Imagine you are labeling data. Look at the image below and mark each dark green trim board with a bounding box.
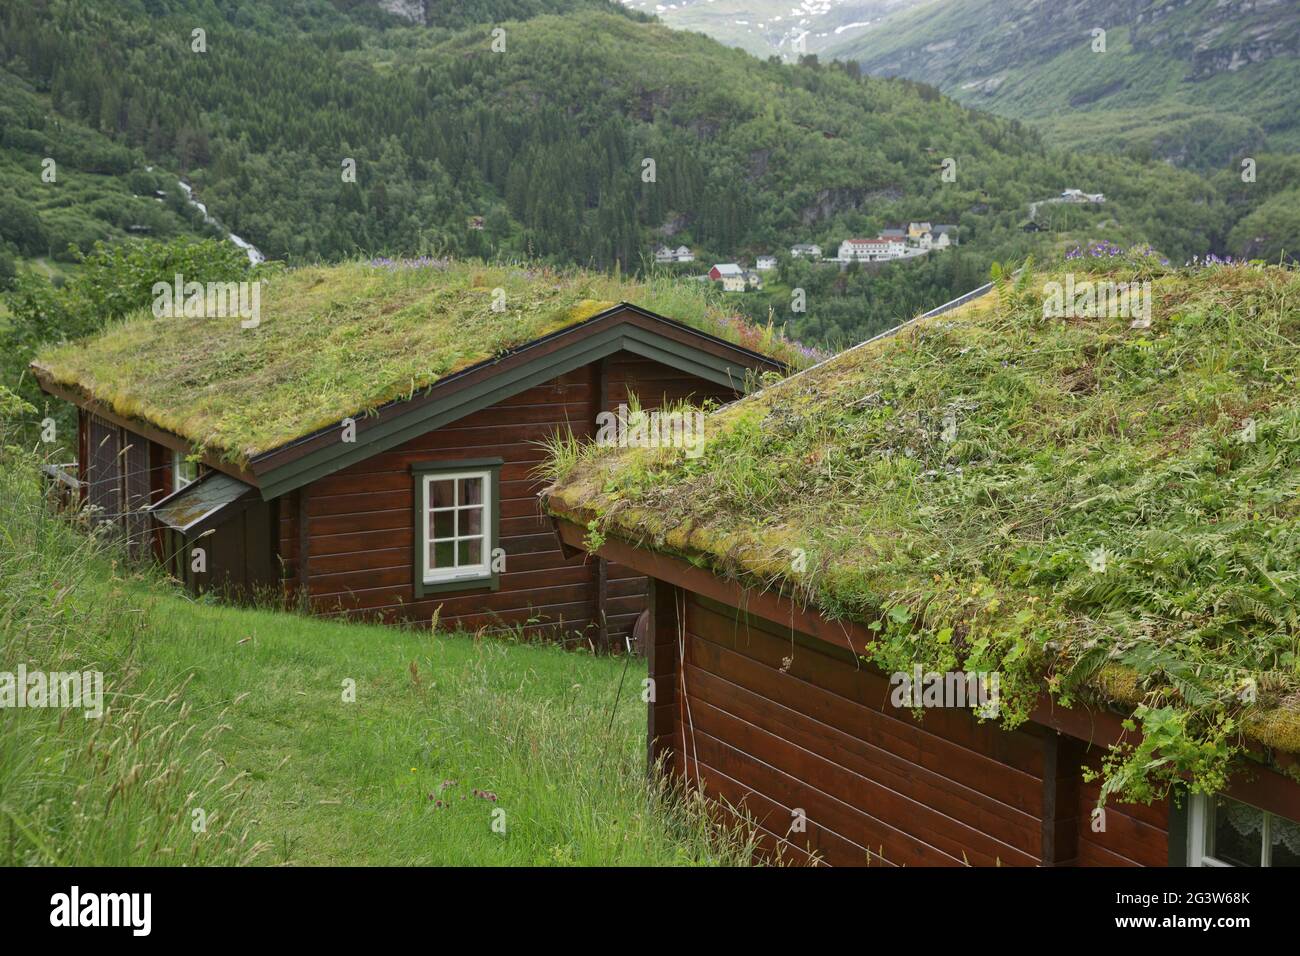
[259,328,746,498]
[251,305,785,500]
[1167,789,1189,866]
[621,336,746,389]
[411,458,503,600]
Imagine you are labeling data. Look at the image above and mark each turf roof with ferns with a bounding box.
[547,259,1300,796]
[33,259,813,464]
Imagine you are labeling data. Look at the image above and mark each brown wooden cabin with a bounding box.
[542,281,1300,868]
[545,519,1300,866]
[36,304,785,647]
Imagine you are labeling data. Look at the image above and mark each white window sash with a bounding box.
[420,470,492,585]
[1189,793,1280,867]
[173,451,195,490]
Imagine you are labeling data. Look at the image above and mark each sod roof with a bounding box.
[547,263,1300,768]
[33,259,813,464]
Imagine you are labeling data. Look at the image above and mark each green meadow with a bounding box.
[0,429,751,866]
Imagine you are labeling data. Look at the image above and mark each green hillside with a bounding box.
[0,408,748,865]
[0,0,1288,351]
[826,0,1300,170]
[0,71,216,285]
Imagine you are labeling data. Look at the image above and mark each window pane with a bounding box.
[432,540,454,569]
[1270,815,1300,867]
[175,453,199,488]
[459,507,482,536]
[459,477,483,506]
[1211,796,1263,867]
[458,539,482,566]
[430,479,454,508]
[431,509,454,539]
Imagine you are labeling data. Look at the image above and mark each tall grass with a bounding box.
[0,433,267,865]
[0,418,754,866]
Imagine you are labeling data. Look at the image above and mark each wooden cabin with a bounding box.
[32,262,790,646]
[545,273,1300,866]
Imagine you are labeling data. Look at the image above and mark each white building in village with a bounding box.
[653,245,696,264]
[839,237,906,262]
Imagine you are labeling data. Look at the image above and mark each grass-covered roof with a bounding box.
[547,257,1300,799]
[33,259,812,464]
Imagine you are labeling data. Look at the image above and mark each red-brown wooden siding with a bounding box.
[77,414,265,591]
[601,354,738,642]
[667,591,1051,866]
[587,516,1300,867]
[287,352,737,640]
[81,413,172,558]
[637,580,1184,867]
[1074,757,1171,867]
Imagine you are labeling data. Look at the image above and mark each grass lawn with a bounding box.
[141,594,720,866]
[0,438,749,867]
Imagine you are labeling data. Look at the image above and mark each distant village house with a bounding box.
[932,224,958,248]
[654,245,696,264]
[708,263,748,292]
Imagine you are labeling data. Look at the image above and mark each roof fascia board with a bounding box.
[254,312,780,502]
[614,303,785,370]
[253,306,785,474]
[619,330,746,390]
[256,326,629,499]
[256,321,769,500]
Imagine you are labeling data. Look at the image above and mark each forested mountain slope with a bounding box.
[0,72,217,285]
[0,0,1289,345]
[825,0,1300,170]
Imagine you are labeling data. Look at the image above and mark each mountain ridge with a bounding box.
[822,0,1300,169]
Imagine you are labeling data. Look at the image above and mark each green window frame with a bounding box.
[411,458,502,598]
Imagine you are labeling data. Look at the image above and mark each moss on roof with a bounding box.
[33,259,812,463]
[547,261,1300,798]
